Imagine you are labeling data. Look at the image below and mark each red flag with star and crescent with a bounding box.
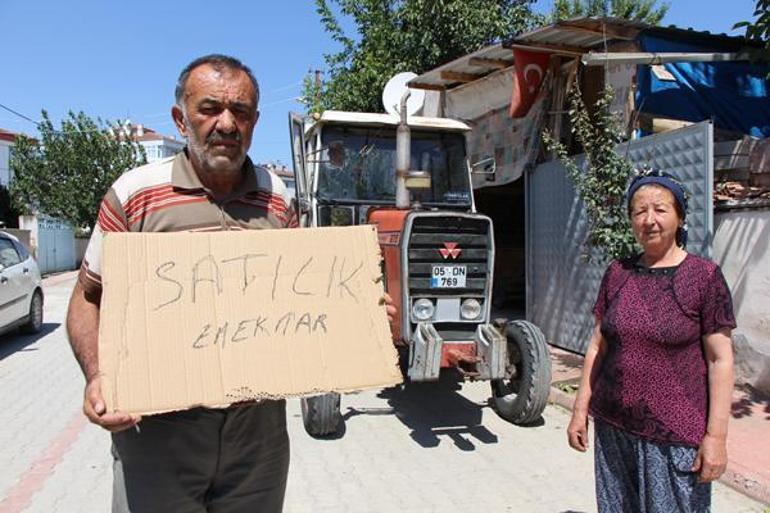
[509,48,551,119]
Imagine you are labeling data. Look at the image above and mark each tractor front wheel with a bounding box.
[300,393,342,437]
[490,320,551,425]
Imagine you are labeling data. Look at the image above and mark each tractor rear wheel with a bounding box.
[300,393,342,437]
[490,320,551,425]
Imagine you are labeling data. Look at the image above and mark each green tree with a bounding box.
[304,0,544,113]
[10,111,146,231]
[551,0,668,25]
[735,1,770,55]
[542,83,637,261]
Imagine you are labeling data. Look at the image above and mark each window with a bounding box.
[0,238,21,268]
[11,240,29,261]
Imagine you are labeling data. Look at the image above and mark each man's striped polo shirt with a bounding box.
[79,150,297,297]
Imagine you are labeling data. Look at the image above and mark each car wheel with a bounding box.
[20,290,43,334]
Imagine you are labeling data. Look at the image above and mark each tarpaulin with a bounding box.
[636,34,770,137]
[461,78,548,189]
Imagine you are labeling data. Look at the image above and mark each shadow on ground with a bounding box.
[731,386,770,421]
[551,349,584,372]
[0,323,61,360]
[345,372,506,451]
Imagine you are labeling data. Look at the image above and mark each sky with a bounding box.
[0,0,759,166]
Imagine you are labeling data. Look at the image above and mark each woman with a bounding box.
[567,170,735,513]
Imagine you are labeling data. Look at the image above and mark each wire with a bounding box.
[0,102,39,125]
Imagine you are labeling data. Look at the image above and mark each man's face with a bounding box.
[172,64,259,176]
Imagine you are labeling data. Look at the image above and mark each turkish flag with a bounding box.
[509,48,551,118]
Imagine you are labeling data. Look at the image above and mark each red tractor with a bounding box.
[289,100,551,436]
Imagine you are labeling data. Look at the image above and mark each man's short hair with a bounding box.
[175,54,260,106]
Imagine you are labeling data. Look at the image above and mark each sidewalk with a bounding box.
[548,346,770,506]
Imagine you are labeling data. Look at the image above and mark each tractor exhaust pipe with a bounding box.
[395,90,411,210]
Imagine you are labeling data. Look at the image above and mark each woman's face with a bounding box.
[629,185,682,254]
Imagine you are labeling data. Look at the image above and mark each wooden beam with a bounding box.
[407,82,445,91]
[505,41,585,57]
[636,112,694,134]
[468,57,512,70]
[440,71,485,83]
[583,51,752,66]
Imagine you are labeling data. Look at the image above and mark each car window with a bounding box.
[11,240,30,261]
[0,238,22,268]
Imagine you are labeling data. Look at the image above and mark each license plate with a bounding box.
[430,265,466,288]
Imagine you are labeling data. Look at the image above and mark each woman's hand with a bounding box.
[692,433,727,483]
[567,410,590,452]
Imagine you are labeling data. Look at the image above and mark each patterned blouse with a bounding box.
[589,253,736,447]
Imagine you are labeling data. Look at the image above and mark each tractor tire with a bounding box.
[300,393,342,437]
[20,290,43,334]
[490,320,551,425]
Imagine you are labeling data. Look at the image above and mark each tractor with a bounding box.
[288,95,551,436]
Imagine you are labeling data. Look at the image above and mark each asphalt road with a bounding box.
[0,273,764,512]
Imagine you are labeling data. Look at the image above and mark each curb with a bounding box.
[42,270,79,287]
[547,384,770,506]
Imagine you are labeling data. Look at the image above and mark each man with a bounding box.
[67,54,394,512]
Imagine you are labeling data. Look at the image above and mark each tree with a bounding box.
[551,0,668,25]
[735,1,770,58]
[735,0,770,40]
[10,111,146,231]
[542,83,638,261]
[304,0,544,113]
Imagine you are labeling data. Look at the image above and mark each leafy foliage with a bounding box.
[542,83,637,260]
[551,0,668,25]
[735,0,770,70]
[10,111,146,231]
[304,0,544,113]
[735,0,770,42]
[0,185,20,228]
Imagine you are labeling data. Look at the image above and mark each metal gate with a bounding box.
[526,121,714,353]
[36,216,76,274]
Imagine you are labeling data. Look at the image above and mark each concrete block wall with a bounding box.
[713,208,770,395]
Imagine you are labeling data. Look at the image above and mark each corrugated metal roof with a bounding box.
[409,17,754,91]
[407,44,514,91]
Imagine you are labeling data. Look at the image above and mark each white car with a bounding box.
[0,231,43,336]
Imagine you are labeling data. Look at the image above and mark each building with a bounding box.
[409,17,770,393]
[261,162,295,199]
[129,124,185,163]
[0,128,21,187]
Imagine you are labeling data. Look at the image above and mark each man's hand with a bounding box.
[84,377,141,433]
[692,433,727,483]
[381,292,397,324]
[567,410,589,452]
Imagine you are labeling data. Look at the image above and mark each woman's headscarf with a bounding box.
[626,169,689,247]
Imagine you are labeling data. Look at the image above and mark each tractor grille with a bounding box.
[405,214,493,341]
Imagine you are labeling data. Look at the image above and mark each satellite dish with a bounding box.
[382,72,425,116]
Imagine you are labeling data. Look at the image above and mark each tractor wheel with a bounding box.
[490,320,551,425]
[300,393,342,437]
[20,290,43,334]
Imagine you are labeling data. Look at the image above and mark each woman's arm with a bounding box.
[692,328,733,482]
[567,319,607,452]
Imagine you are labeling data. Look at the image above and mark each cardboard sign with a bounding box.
[98,225,402,415]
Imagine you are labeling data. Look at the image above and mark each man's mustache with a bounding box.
[207,131,241,144]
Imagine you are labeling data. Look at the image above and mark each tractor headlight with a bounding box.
[460,298,482,320]
[412,298,435,321]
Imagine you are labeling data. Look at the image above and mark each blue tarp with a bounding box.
[636,34,770,137]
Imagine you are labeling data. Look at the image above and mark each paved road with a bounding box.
[0,274,765,512]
